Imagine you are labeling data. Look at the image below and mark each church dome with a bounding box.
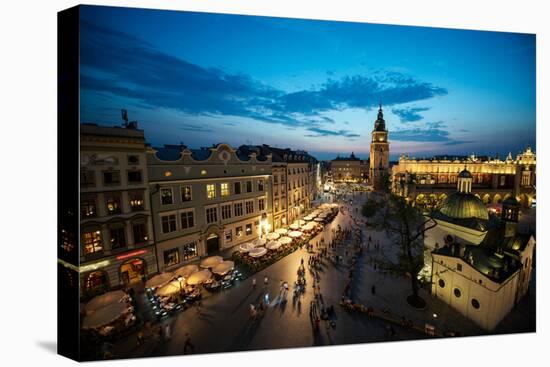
[439,192,489,220]
[458,168,473,179]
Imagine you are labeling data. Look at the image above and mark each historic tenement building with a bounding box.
[370,105,390,190]
[330,152,368,183]
[251,145,318,227]
[147,144,273,272]
[79,123,157,296]
[392,146,536,208]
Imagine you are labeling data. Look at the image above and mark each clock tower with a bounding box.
[370,104,390,190]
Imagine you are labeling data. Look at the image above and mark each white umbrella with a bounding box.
[303,216,313,221]
[187,269,212,285]
[266,240,282,250]
[252,237,266,247]
[82,302,128,329]
[173,264,199,278]
[156,280,183,297]
[279,236,292,245]
[249,247,267,258]
[294,220,306,226]
[239,242,255,253]
[145,273,174,289]
[85,290,126,313]
[289,230,303,238]
[275,228,288,235]
[303,223,317,231]
[289,223,300,230]
[212,260,235,275]
[266,232,280,241]
[200,256,223,268]
[314,217,324,222]
[319,212,328,218]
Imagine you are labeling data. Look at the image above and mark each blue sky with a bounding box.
[79,5,536,161]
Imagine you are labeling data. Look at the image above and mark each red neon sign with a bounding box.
[116,249,147,260]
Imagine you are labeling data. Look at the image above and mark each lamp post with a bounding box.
[177,275,184,296]
[261,213,268,239]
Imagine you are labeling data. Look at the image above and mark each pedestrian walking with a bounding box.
[183,333,195,354]
[252,277,257,288]
[164,324,172,341]
[264,276,269,286]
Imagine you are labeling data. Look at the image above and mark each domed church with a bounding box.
[423,168,535,330]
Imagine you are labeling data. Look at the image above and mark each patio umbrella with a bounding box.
[249,247,267,258]
[289,223,300,230]
[288,230,303,238]
[294,220,306,226]
[238,242,255,253]
[82,302,128,329]
[266,232,280,241]
[85,290,126,313]
[266,240,282,250]
[173,264,199,278]
[145,273,174,289]
[212,260,235,275]
[303,216,313,221]
[252,237,266,247]
[279,236,292,245]
[187,269,212,285]
[156,280,183,297]
[314,217,324,222]
[275,228,288,235]
[303,223,316,231]
[200,256,223,268]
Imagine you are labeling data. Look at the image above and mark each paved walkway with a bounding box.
[96,191,533,360]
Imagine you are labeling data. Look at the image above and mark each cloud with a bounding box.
[305,127,360,138]
[391,127,450,142]
[179,123,213,132]
[80,21,448,131]
[391,121,474,146]
[391,106,430,122]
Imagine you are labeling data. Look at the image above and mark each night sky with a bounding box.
[79,5,536,161]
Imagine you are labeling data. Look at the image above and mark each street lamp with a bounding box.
[261,213,268,239]
[177,275,184,295]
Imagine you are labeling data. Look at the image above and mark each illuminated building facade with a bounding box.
[392,147,536,208]
[370,105,390,190]
[426,171,535,330]
[147,144,272,272]
[330,152,368,183]
[79,123,158,297]
[254,145,318,224]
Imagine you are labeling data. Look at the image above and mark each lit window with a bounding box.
[81,198,97,218]
[182,242,198,260]
[221,183,230,197]
[105,195,122,214]
[236,226,243,237]
[82,230,103,254]
[164,248,180,267]
[258,179,264,191]
[246,223,252,235]
[201,170,207,176]
[129,192,144,211]
[160,188,173,205]
[206,184,216,199]
[181,186,192,202]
